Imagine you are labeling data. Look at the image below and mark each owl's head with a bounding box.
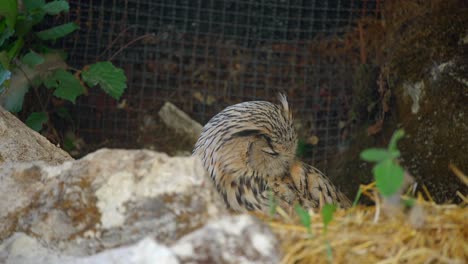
[193,94,298,179]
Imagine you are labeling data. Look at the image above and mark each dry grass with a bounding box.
[257,185,468,264]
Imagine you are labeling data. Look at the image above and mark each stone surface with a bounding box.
[171,214,280,264]
[0,106,72,166]
[0,233,179,264]
[158,101,203,144]
[0,215,279,264]
[0,149,279,263]
[0,149,226,255]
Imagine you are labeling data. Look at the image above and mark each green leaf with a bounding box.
[296,138,306,157]
[0,21,14,46]
[0,51,10,69]
[7,38,24,61]
[325,240,333,263]
[23,0,46,10]
[321,204,336,231]
[44,69,85,103]
[373,159,404,197]
[360,148,400,162]
[36,22,79,40]
[30,10,47,26]
[22,51,45,67]
[56,106,72,121]
[352,187,362,207]
[35,45,67,60]
[268,190,277,217]
[388,129,405,151]
[17,1,46,28]
[0,63,11,89]
[14,17,33,38]
[294,204,311,233]
[25,112,48,132]
[0,63,29,113]
[403,197,415,208]
[62,136,76,152]
[81,62,127,100]
[42,1,69,15]
[0,0,17,30]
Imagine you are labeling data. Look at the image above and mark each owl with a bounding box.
[193,94,351,213]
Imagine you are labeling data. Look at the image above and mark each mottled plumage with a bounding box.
[193,94,351,213]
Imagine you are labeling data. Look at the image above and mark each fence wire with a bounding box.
[52,0,381,171]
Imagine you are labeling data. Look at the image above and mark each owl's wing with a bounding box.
[289,161,352,208]
[223,171,303,213]
[219,174,272,212]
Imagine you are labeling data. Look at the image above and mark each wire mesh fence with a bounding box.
[51,0,381,172]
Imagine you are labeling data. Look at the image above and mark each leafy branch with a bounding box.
[0,0,127,141]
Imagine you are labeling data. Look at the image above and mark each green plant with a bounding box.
[321,204,336,262]
[292,203,337,262]
[360,129,405,197]
[294,204,312,234]
[268,190,278,217]
[0,0,126,136]
[321,204,336,233]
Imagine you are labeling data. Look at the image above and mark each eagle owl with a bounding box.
[193,94,351,213]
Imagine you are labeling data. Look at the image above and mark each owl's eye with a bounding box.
[232,129,261,138]
[233,129,278,156]
[261,147,278,156]
[259,134,278,156]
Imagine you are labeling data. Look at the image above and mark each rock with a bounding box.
[0,232,63,264]
[0,149,226,255]
[0,215,279,264]
[0,106,72,166]
[171,214,280,264]
[0,233,179,264]
[158,101,203,145]
[0,149,280,263]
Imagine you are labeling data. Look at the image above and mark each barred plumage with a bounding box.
[193,94,351,213]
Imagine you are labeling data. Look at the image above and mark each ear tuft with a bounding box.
[277,92,292,121]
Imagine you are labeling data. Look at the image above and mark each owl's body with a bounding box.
[193,95,350,213]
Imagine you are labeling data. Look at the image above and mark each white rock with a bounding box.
[0,149,279,263]
[171,215,279,264]
[0,149,226,255]
[0,233,179,264]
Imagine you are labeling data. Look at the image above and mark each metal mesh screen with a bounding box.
[52,0,380,171]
